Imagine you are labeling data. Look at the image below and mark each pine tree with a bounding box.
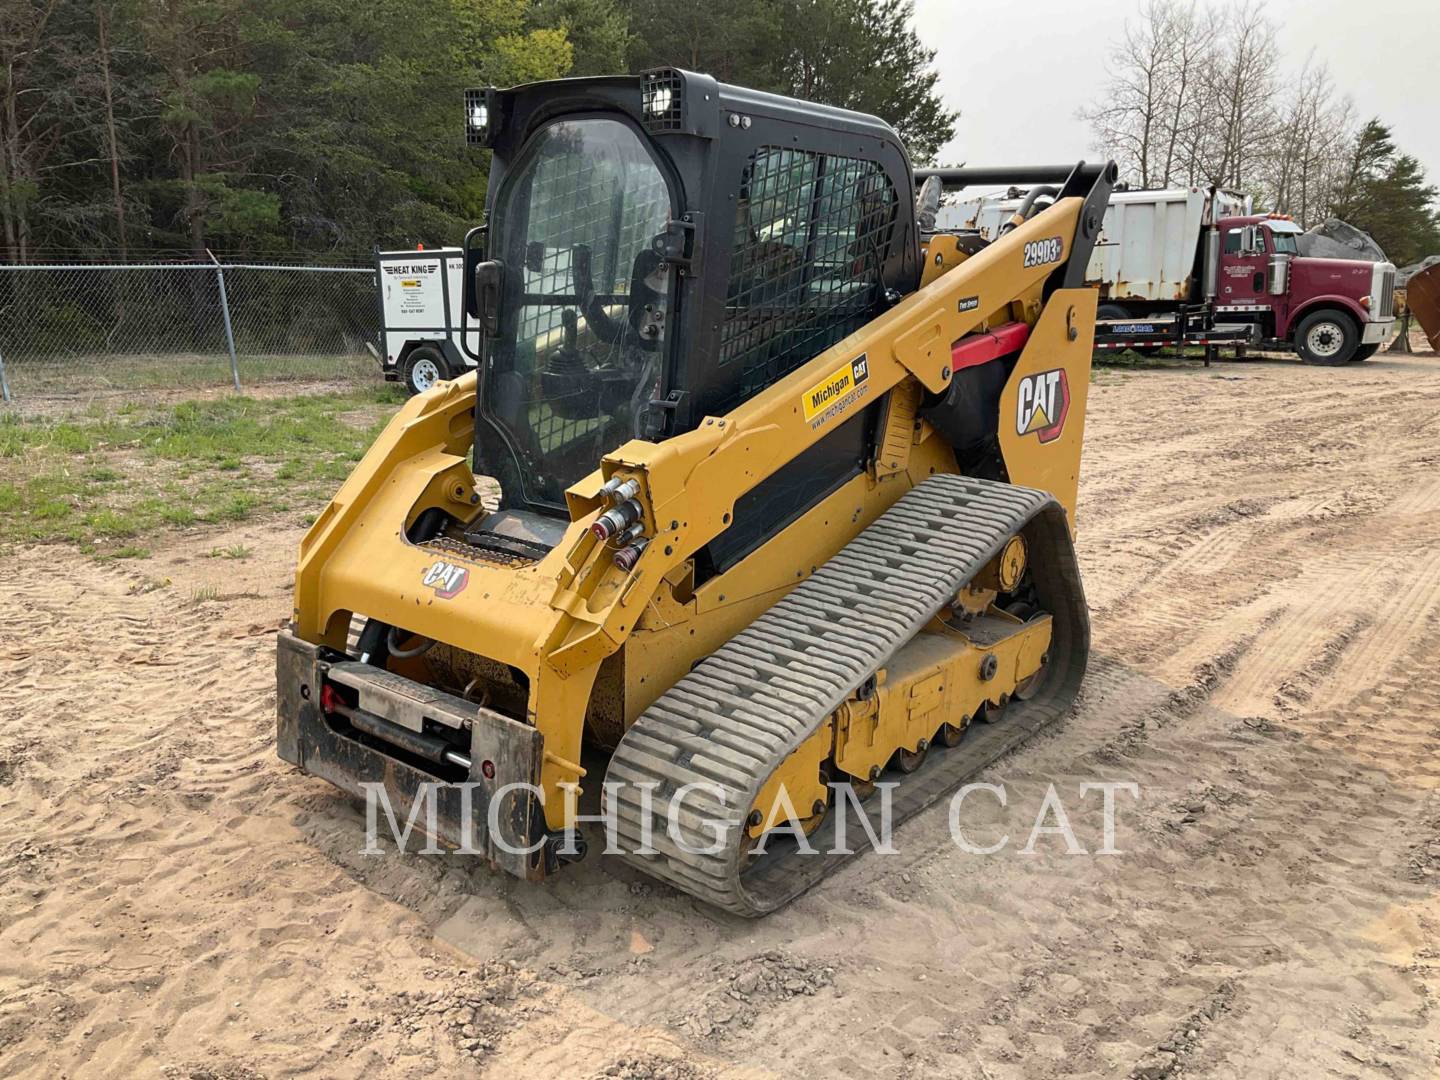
[1331,119,1440,266]
[5,0,962,259]
[625,0,955,163]
[625,0,782,86]
[778,0,956,163]
[527,0,631,76]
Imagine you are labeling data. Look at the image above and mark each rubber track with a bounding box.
[605,474,1090,915]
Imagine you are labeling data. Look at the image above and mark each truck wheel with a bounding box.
[1295,310,1358,366]
[1351,343,1380,362]
[403,346,451,395]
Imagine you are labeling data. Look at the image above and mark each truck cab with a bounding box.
[1215,214,1397,363]
[937,187,1397,365]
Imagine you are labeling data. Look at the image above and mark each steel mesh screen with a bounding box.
[513,137,669,456]
[717,146,898,409]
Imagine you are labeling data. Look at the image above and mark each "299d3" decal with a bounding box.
[1022,236,1064,268]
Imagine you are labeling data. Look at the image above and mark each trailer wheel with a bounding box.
[1351,343,1380,362]
[1295,310,1358,366]
[403,346,451,395]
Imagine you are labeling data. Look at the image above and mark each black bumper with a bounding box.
[276,631,549,879]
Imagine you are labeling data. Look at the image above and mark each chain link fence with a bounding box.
[0,258,382,401]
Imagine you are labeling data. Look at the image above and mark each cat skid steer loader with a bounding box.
[276,69,1116,915]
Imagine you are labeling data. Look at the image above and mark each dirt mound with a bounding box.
[1297,217,1387,262]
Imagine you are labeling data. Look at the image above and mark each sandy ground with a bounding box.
[4,347,1440,1079]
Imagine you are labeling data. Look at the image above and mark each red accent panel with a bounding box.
[1038,369,1070,443]
[951,321,1032,371]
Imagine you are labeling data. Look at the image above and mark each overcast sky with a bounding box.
[912,0,1439,185]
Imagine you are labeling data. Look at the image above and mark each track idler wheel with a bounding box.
[850,778,878,801]
[891,739,930,773]
[936,717,969,747]
[744,797,830,859]
[1000,598,1052,703]
[975,693,1011,724]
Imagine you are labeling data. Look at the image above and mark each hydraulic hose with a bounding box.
[386,625,435,659]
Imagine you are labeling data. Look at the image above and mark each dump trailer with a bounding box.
[941,186,1398,364]
[276,69,1116,915]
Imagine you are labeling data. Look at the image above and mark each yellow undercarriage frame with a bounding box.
[290,199,1094,834]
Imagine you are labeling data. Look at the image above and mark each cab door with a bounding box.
[1218,224,1270,308]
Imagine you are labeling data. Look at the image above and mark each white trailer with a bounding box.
[376,247,481,394]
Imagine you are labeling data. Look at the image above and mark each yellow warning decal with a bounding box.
[401,279,420,287]
[801,354,871,427]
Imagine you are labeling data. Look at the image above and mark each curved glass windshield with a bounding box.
[1272,231,1299,254]
[486,118,673,508]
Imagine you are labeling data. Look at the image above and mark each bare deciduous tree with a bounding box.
[1083,0,1357,226]
[1157,1,1216,186]
[1261,55,1354,224]
[1079,0,1187,186]
[1199,0,1279,190]
[0,0,60,262]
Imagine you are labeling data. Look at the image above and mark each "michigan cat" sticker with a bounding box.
[801,354,871,429]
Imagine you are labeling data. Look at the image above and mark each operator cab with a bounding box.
[459,69,920,526]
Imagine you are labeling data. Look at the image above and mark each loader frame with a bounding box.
[281,69,1116,882]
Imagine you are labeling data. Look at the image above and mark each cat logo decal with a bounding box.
[422,559,469,599]
[1015,368,1070,443]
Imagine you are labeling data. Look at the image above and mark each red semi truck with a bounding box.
[940,187,1398,364]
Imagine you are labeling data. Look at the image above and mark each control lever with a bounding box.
[572,243,665,353]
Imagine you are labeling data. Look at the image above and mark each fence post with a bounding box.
[0,339,11,403]
[208,249,242,391]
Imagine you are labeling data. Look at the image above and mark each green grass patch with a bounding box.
[1093,348,1196,371]
[188,584,223,605]
[0,385,404,555]
[203,542,254,560]
[7,354,378,397]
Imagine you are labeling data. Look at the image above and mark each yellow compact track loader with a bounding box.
[276,69,1116,915]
